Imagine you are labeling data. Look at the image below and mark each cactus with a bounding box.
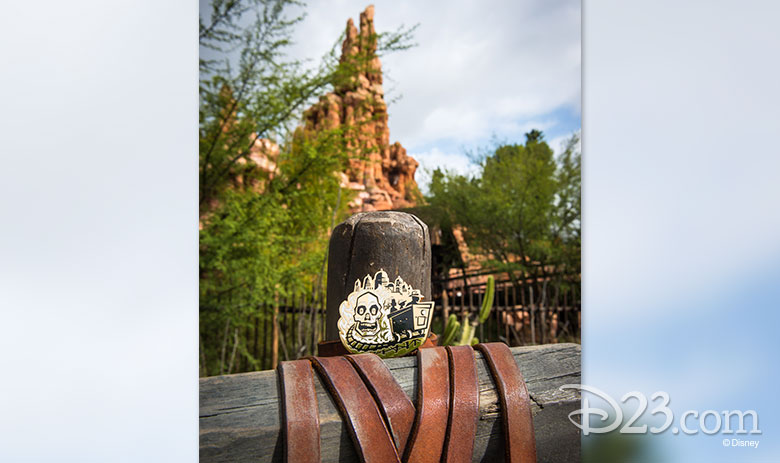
[441,314,460,346]
[458,313,474,346]
[439,276,495,346]
[479,276,495,324]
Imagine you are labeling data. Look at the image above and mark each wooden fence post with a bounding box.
[442,288,449,327]
[529,284,536,344]
[324,211,432,342]
[271,296,279,370]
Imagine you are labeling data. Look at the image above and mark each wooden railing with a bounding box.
[200,343,581,462]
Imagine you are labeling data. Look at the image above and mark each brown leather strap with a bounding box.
[475,343,536,463]
[403,346,450,463]
[278,360,321,463]
[310,356,401,463]
[442,345,479,463]
[346,353,416,452]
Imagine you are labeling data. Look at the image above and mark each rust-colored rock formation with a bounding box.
[302,5,420,211]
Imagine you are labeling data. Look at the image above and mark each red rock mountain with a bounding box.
[302,5,420,211]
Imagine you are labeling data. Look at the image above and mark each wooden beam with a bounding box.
[200,343,581,462]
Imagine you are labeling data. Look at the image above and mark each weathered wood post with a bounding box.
[321,211,434,354]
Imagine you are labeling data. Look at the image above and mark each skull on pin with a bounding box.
[337,270,434,358]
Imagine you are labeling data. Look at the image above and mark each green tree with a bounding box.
[427,131,581,340]
[199,0,415,375]
[550,133,581,278]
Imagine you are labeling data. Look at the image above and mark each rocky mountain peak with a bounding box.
[303,5,420,211]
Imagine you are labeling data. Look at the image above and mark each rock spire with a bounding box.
[302,5,420,211]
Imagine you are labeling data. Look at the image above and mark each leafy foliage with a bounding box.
[199,0,416,375]
[427,131,581,285]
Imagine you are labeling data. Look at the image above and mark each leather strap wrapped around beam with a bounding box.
[310,356,401,463]
[278,360,321,463]
[346,353,416,452]
[403,346,451,463]
[278,343,537,463]
[475,342,537,463]
[442,345,479,463]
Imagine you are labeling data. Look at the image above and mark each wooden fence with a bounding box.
[201,276,580,377]
[205,292,327,375]
[436,274,581,346]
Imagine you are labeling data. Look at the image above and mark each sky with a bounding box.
[583,1,780,460]
[265,0,581,190]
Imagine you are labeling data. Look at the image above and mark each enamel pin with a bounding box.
[337,269,434,358]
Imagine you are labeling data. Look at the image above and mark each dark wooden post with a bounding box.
[324,211,432,342]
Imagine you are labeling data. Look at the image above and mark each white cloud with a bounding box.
[287,0,581,154]
[410,146,474,193]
